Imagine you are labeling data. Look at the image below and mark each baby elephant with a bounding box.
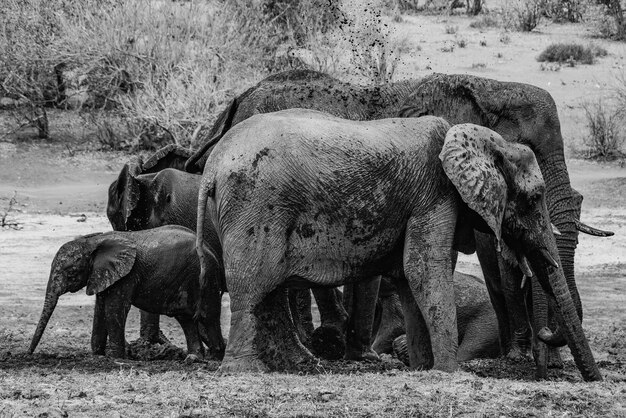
[29,225,224,361]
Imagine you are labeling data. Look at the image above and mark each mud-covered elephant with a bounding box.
[29,225,225,360]
[107,144,195,345]
[374,272,499,363]
[107,147,347,351]
[196,109,601,381]
[184,69,611,377]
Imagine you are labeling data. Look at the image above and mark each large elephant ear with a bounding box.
[142,144,192,173]
[440,124,508,243]
[86,237,137,295]
[440,123,544,242]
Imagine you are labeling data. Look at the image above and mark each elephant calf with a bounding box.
[29,225,225,361]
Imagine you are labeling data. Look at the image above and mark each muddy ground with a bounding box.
[1,6,626,418]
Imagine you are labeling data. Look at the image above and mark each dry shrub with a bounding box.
[502,0,546,31]
[581,99,625,160]
[543,0,587,22]
[537,43,608,64]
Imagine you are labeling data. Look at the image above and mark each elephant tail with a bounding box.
[196,172,216,298]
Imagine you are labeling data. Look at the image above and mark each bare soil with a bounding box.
[1,9,626,418]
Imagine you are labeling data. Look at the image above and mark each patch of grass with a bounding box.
[471,62,487,69]
[537,43,608,65]
[499,32,511,44]
[582,99,625,160]
[455,36,468,48]
[479,39,487,46]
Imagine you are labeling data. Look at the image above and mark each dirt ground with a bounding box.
[1,7,626,418]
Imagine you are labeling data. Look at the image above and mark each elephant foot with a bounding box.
[311,325,345,360]
[255,288,317,371]
[547,347,563,369]
[219,355,268,374]
[204,346,225,361]
[506,345,532,362]
[183,353,203,364]
[344,346,380,362]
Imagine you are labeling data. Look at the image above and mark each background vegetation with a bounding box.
[0,0,625,158]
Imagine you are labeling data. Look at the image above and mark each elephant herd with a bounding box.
[29,69,613,382]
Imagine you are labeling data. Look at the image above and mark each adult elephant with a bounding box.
[196,110,601,381]
[184,70,611,376]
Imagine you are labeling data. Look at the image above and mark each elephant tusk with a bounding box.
[551,223,561,236]
[520,275,528,289]
[575,220,614,237]
[518,255,534,278]
[539,248,559,269]
[496,240,502,253]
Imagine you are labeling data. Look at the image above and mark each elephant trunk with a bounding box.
[529,245,602,381]
[29,282,61,354]
[538,151,583,321]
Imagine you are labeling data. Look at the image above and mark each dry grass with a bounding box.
[0,0,405,150]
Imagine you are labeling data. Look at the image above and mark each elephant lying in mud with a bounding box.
[107,147,348,352]
[374,272,499,364]
[196,109,601,381]
[184,69,612,379]
[29,225,225,361]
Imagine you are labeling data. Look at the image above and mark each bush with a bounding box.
[543,0,587,23]
[537,43,608,64]
[589,0,626,40]
[581,99,625,159]
[502,0,546,31]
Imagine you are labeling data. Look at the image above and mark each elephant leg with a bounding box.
[403,210,458,372]
[343,277,381,362]
[175,315,205,360]
[314,287,348,330]
[140,310,170,344]
[104,293,132,359]
[198,319,226,361]
[91,294,107,355]
[500,260,532,360]
[288,289,314,347]
[222,284,315,373]
[255,288,317,370]
[394,277,432,369]
[310,287,348,360]
[372,291,406,355]
[475,232,511,355]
